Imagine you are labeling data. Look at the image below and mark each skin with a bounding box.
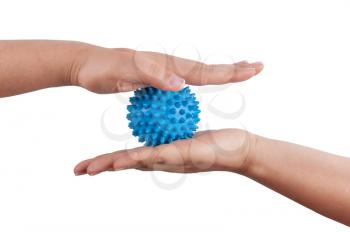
[0,40,261,97]
[1,40,349,226]
[75,129,350,226]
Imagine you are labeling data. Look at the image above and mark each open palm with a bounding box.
[74,129,255,176]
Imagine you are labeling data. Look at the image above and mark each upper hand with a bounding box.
[70,45,263,93]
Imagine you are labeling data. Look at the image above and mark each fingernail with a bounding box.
[252,62,264,68]
[74,171,82,176]
[235,60,248,65]
[88,171,98,176]
[169,74,185,89]
[239,68,257,76]
[251,62,264,74]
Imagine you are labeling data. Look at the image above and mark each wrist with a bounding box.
[239,133,270,179]
[234,131,261,176]
[214,129,259,174]
[62,41,95,86]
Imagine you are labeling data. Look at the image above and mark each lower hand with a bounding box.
[74,129,256,176]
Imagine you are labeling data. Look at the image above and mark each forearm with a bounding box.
[244,135,350,226]
[0,40,89,97]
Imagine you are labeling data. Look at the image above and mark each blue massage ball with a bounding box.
[127,86,200,146]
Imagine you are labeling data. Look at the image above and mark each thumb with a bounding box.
[134,59,186,91]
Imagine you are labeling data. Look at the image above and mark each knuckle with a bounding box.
[130,148,153,166]
[113,81,122,92]
[129,148,143,161]
[199,64,218,85]
[82,79,100,92]
[173,141,189,163]
[231,65,238,81]
[113,81,133,92]
[153,148,167,165]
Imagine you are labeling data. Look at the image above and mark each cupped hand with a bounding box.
[70,45,263,93]
[74,129,256,176]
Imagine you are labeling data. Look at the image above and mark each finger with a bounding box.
[235,61,264,75]
[183,61,263,85]
[250,62,264,75]
[113,146,157,170]
[112,144,187,172]
[135,165,185,173]
[112,153,139,170]
[138,61,185,91]
[74,151,120,176]
[85,152,122,176]
[135,163,200,173]
[137,51,264,85]
[74,158,94,176]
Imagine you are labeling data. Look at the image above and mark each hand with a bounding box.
[0,40,263,97]
[74,129,256,176]
[70,45,264,93]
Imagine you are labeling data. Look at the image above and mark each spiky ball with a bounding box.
[127,86,200,146]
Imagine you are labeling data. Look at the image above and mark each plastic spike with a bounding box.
[139,135,145,142]
[132,129,139,136]
[166,99,173,105]
[145,135,152,146]
[151,134,158,146]
[145,127,152,133]
[144,111,151,117]
[168,108,176,114]
[152,111,160,118]
[160,136,166,144]
[142,103,149,109]
[127,105,134,112]
[136,111,144,117]
[129,97,136,103]
[154,125,161,132]
[126,113,132,120]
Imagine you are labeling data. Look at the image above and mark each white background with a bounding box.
[1,0,350,231]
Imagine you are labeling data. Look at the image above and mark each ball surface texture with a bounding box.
[127,86,200,146]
